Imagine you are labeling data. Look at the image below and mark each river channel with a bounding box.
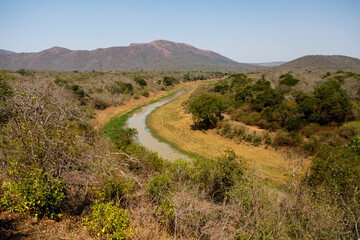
[126,90,190,161]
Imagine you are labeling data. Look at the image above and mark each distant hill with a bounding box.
[278,55,360,70]
[0,49,16,55]
[0,40,255,71]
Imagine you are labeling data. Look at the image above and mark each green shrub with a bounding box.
[141,91,150,97]
[0,74,13,101]
[100,177,135,204]
[0,75,14,101]
[113,128,138,150]
[54,77,68,86]
[163,76,179,86]
[1,169,66,220]
[16,69,33,76]
[93,97,109,110]
[147,174,173,204]
[279,73,300,87]
[263,132,272,145]
[274,131,303,146]
[68,84,85,98]
[302,136,320,155]
[340,121,360,139]
[133,76,147,86]
[107,81,133,94]
[192,151,244,202]
[245,134,253,142]
[147,174,175,227]
[253,135,262,146]
[302,123,321,138]
[171,159,191,181]
[83,201,133,239]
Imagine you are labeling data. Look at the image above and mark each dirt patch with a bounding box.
[0,211,91,240]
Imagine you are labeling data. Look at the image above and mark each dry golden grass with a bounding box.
[147,86,291,185]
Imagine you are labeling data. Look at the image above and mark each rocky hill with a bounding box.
[0,40,254,71]
[278,55,360,70]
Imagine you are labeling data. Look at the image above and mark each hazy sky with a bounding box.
[0,0,359,62]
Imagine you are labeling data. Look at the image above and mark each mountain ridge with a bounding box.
[278,55,360,70]
[0,40,253,71]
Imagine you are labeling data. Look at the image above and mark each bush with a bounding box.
[107,81,133,94]
[274,131,303,146]
[147,174,174,204]
[133,76,147,86]
[1,169,66,220]
[253,135,262,146]
[113,128,138,150]
[192,151,244,202]
[68,84,85,98]
[0,74,13,101]
[302,123,321,138]
[171,159,191,181]
[302,136,320,155]
[245,134,253,142]
[340,121,360,139]
[147,174,175,227]
[83,201,133,239]
[54,77,68,86]
[279,73,300,87]
[93,97,109,110]
[263,132,272,145]
[16,69,33,76]
[100,176,135,205]
[141,91,150,97]
[163,76,179,86]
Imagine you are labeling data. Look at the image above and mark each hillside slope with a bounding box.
[0,40,254,71]
[278,55,360,70]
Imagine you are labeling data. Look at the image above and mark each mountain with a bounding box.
[0,40,254,71]
[278,55,360,70]
[0,49,16,55]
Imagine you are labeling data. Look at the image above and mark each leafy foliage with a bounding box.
[0,74,13,101]
[100,176,135,205]
[279,73,300,86]
[133,76,147,86]
[163,76,179,86]
[192,151,244,202]
[147,174,175,226]
[1,169,66,220]
[147,174,174,204]
[83,201,133,239]
[308,141,360,200]
[340,121,360,139]
[189,93,227,127]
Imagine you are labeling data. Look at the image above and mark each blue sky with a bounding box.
[0,0,359,62]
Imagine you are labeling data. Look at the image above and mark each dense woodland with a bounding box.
[0,68,360,239]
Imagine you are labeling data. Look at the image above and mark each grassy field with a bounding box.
[147,84,295,186]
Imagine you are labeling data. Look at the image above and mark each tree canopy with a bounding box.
[189,93,227,127]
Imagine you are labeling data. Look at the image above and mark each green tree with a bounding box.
[279,73,300,86]
[189,93,227,127]
[311,80,352,124]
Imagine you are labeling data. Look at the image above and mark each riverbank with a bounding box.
[147,84,290,185]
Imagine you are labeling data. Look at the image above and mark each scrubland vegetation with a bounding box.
[0,67,360,239]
